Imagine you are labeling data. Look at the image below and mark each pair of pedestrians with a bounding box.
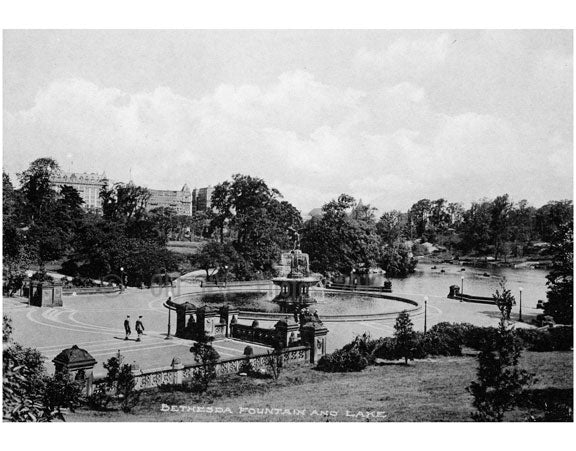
[124,315,145,341]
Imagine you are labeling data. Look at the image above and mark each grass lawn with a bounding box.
[69,350,573,422]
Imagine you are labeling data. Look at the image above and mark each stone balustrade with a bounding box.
[92,346,310,393]
[230,323,280,347]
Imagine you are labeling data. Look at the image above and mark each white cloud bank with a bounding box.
[4,32,572,214]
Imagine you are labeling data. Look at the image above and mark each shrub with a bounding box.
[372,337,398,360]
[190,335,220,392]
[516,326,573,352]
[548,326,573,351]
[417,330,462,357]
[42,370,85,419]
[463,326,500,351]
[341,333,379,364]
[3,314,13,343]
[316,348,368,373]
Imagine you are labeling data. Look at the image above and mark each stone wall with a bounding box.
[92,346,310,393]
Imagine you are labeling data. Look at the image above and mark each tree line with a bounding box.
[3,158,572,323]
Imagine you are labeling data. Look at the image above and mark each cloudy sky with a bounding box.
[3,30,573,214]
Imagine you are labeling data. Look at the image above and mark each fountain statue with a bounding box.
[271,228,319,313]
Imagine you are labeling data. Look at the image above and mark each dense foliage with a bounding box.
[301,194,380,274]
[209,174,302,277]
[2,158,183,287]
[544,218,573,324]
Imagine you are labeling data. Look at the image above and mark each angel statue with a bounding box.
[287,226,301,250]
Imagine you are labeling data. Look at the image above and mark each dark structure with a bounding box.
[52,345,97,395]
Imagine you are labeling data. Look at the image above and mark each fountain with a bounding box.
[271,229,320,313]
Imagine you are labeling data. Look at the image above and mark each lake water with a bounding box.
[339,264,549,307]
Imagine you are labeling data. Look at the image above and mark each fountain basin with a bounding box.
[170,285,421,323]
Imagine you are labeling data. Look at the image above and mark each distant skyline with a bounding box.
[3,30,573,214]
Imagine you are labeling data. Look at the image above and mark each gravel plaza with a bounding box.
[3,281,540,376]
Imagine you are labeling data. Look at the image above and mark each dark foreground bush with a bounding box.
[316,348,368,372]
[516,326,573,352]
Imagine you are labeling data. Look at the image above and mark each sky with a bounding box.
[3,29,573,215]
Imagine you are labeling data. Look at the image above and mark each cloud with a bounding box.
[354,33,452,82]
[4,54,572,215]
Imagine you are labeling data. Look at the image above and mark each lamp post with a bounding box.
[224,265,228,287]
[424,295,429,334]
[350,269,355,289]
[120,267,125,292]
[460,276,464,302]
[165,290,173,340]
[519,287,523,322]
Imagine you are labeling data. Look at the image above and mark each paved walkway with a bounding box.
[4,282,538,375]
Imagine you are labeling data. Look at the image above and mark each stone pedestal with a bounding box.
[219,305,239,338]
[196,306,225,339]
[448,285,461,298]
[29,281,63,307]
[171,357,184,385]
[274,318,300,348]
[300,321,329,364]
[52,345,97,395]
[174,301,197,339]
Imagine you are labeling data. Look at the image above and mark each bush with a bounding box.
[462,326,500,351]
[316,348,368,373]
[372,337,398,360]
[42,370,85,419]
[341,333,378,364]
[417,330,462,357]
[516,326,573,352]
[548,326,573,350]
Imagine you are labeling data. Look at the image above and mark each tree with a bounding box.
[468,317,532,421]
[378,244,417,278]
[98,351,138,412]
[17,157,60,224]
[544,218,573,324]
[493,279,515,321]
[490,194,513,260]
[100,182,151,222]
[535,200,573,243]
[394,311,417,364]
[459,200,492,255]
[407,199,431,239]
[301,194,380,274]
[190,241,241,280]
[209,174,302,275]
[190,335,220,392]
[376,210,405,245]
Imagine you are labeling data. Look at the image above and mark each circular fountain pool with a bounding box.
[172,285,419,322]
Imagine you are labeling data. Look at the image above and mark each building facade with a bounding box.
[192,186,214,213]
[147,184,193,216]
[49,172,108,211]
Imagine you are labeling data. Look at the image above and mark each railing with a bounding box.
[328,283,392,293]
[201,280,271,288]
[62,286,120,296]
[447,292,497,305]
[231,323,279,347]
[91,346,310,392]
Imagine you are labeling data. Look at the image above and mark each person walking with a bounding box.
[135,316,145,342]
[124,315,131,340]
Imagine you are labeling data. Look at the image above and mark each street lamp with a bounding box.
[350,269,355,289]
[224,265,229,287]
[424,295,429,334]
[165,290,173,340]
[519,287,523,322]
[120,267,125,292]
[460,276,464,303]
